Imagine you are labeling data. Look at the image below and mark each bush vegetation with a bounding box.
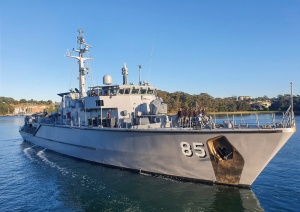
[1,93,299,115]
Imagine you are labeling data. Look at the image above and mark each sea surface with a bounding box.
[0,115,299,211]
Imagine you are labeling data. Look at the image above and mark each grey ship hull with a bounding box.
[20,124,295,187]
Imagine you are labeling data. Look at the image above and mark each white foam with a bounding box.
[23,145,37,161]
[37,150,69,175]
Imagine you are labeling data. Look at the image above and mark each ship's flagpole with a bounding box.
[290,81,295,126]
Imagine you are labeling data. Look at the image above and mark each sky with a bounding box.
[0,0,299,102]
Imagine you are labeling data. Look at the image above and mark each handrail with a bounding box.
[184,109,294,130]
[279,105,294,128]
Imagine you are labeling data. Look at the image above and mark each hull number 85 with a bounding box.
[180,142,207,158]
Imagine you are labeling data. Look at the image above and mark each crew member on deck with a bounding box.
[106,112,111,127]
[177,108,184,127]
[184,108,190,127]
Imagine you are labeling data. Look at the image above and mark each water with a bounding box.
[0,116,299,211]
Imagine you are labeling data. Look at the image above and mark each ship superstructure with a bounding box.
[62,30,167,129]
[20,30,296,187]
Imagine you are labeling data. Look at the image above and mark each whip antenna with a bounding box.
[290,81,295,126]
[138,65,142,85]
[147,35,155,82]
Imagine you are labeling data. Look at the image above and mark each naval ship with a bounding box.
[20,29,296,187]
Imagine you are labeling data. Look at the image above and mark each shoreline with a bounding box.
[208,111,300,115]
[208,111,278,115]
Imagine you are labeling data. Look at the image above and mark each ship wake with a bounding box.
[37,149,69,175]
[23,145,37,161]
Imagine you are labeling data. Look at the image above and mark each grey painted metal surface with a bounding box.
[20,124,295,186]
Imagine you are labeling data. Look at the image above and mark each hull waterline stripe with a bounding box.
[37,136,97,150]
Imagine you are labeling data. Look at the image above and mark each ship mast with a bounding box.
[67,29,92,98]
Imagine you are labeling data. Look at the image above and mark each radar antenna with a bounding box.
[67,29,93,98]
[122,63,128,85]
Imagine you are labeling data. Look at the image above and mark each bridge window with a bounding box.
[132,88,139,94]
[119,89,124,94]
[124,88,130,94]
[140,89,147,94]
[102,88,109,95]
[111,88,117,95]
[96,100,104,106]
[147,89,154,94]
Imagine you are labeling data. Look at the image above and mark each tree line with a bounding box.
[0,97,54,105]
[0,97,58,116]
[156,91,300,114]
[1,93,299,116]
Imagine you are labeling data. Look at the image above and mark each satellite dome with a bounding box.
[103,75,112,85]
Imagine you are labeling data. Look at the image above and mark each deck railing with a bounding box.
[176,105,295,130]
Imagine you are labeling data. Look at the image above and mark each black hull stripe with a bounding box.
[22,131,96,150]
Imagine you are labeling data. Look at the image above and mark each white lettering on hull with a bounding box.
[180,142,207,158]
